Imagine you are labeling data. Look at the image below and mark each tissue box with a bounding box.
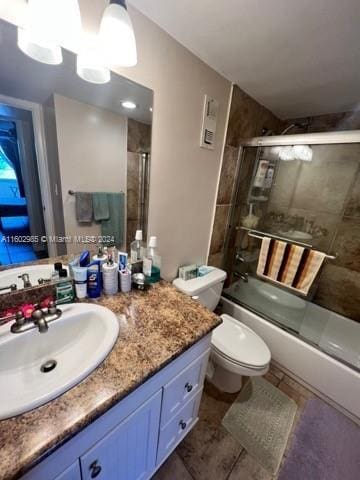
[178,264,198,281]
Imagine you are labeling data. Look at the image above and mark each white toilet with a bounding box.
[173,268,271,393]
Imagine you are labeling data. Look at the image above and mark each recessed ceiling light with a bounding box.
[121,101,137,109]
[149,107,153,112]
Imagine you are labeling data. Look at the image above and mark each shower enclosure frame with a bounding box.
[239,129,360,147]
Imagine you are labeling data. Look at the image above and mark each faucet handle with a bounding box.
[32,309,44,322]
[15,311,26,326]
[48,301,58,315]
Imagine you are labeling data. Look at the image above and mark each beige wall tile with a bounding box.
[210,206,231,255]
[344,169,360,218]
[291,145,359,215]
[127,153,141,224]
[332,220,360,272]
[226,87,282,147]
[127,118,152,153]
[127,188,140,221]
[127,220,138,250]
[314,264,360,322]
[256,105,284,137]
[208,252,224,268]
[217,146,239,205]
[284,111,360,133]
[226,88,261,146]
[268,159,302,210]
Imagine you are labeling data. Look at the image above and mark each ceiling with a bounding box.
[129,0,360,119]
[0,19,153,124]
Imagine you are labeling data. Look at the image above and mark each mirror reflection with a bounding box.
[0,19,152,268]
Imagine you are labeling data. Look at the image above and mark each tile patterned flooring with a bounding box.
[152,364,314,480]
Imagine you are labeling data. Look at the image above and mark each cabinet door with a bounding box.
[80,390,162,480]
[54,462,81,480]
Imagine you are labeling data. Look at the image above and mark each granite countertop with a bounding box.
[0,281,221,480]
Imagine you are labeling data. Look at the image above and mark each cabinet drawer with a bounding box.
[157,388,203,465]
[161,349,209,427]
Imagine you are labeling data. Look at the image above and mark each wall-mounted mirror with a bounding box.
[0,19,152,271]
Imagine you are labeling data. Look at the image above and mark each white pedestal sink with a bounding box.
[0,303,119,420]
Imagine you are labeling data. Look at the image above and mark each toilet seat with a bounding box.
[211,314,271,369]
[212,344,268,371]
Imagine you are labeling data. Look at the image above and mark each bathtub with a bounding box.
[220,288,360,422]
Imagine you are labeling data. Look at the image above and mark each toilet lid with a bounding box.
[212,314,271,368]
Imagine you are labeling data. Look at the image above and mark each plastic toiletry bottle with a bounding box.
[119,269,132,293]
[93,245,107,271]
[131,230,146,263]
[72,266,88,299]
[87,261,102,298]
[111,246,119,264]
[79,250,90,267]
[68,255,80,278]
[56,281,75,304]
[103,254,119,295]
[264,164,275,189]
[253,160,269,188]
[143,236,161,283]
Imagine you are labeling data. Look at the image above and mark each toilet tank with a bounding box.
[173,268,227,311]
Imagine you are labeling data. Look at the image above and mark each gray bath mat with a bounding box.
[222,377,297,474]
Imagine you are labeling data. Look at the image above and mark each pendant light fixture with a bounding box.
[99,0,137,67]
[18,0,82,65]
[76,34,111,84]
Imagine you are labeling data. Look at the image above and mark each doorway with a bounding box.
[0,103,48,265]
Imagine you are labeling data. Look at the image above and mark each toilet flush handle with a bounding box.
[192,296,199,301]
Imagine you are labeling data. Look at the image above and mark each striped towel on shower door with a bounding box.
[257,237,326,295]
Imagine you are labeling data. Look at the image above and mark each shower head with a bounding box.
[261,127,274,136]
[280,121,310,135]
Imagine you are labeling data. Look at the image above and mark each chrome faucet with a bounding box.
[234,271,249,283]
[10,301,62,334]
[0,283,17,293]
[18,273,32,289]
